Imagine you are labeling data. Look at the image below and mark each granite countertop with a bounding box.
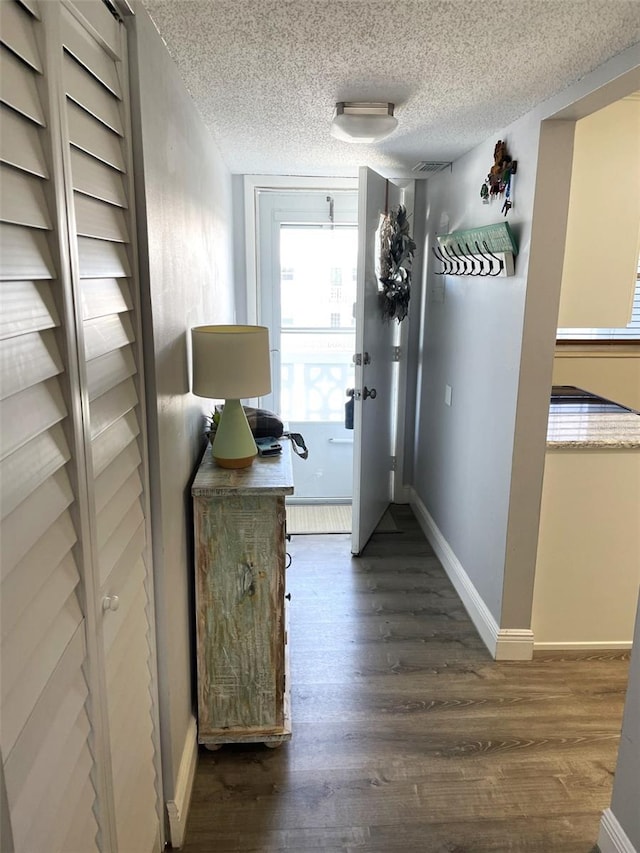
[547,402,640,449]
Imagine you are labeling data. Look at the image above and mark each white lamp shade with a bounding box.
[191,325,271,400]
[330,102,398,143]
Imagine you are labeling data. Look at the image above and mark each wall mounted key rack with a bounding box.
[432,222,518,277]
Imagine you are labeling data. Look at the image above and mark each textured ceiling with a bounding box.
[141,0,640,178]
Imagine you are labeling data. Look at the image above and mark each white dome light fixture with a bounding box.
[330,102,398,144]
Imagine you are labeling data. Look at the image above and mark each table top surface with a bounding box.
[192,441,295,496]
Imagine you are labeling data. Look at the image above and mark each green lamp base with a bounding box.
[211,398,257,469]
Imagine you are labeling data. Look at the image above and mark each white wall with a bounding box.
[558,98,640,328]
[128,1,235,826]
[409,47,640,640]
[412,115,542,624]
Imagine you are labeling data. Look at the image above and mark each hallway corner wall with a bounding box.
[128,1,235,837]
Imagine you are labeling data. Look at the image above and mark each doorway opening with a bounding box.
[246,170,407,551]
[256,188,359,507]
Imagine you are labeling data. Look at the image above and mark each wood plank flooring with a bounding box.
[181,505,629,852]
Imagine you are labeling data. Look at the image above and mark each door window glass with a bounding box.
[279,225,358,421]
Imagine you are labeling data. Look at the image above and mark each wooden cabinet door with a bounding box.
[195,494,286,736]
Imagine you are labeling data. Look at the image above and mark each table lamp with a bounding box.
[191,324,271,468]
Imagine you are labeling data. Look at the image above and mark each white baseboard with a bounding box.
[534,640,633,652]
[286,497,350,505]
[495,629,535,661]
[393,483,412,504]
[409,488,534,661]
[599,808,638,853]
[166,715,198,849]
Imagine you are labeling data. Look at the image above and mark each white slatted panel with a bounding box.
[0,103,49,177]
[0,280,59,340]
[86,343,136,400]
[15,0,40,21]
[0,376,66,458]
[62,7,121,98]
[0,423,70,518]
[71,148,127,207]
[60,7,160,851]
[94,440,141,513]
[64,51,123,135]
[0,0,42,71]
[0,163,52,229]
[0,45,44,125]
[91,409,139,480]
[90,377,138,439]
[0,3,99,852]
[96,468,142,552]
[0,328,62,400]
[82,276,132,319]
[0,467,73,581]
[75,192,128,241]
[78,233,130,275]
[68,0,120,58]
[108,579,158,853]
[68,99,125,170]
[0,222,56,279]
[84,311,134,359]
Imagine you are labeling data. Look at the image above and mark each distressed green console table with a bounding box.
[192,442,294,748]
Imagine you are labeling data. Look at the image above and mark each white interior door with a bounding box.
[351,168,401,554]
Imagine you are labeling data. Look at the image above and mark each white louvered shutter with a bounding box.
[0,2,101,851]
[0,1,160,851]
[57,4,160,850]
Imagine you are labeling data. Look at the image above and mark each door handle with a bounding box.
[345,388,354,429]
[363,386,377,400]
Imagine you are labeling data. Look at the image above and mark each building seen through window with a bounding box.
[279,225,358,420]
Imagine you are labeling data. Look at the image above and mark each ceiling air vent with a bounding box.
[412,161,452,174]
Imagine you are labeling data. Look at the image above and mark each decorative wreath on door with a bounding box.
[378,203,416,323]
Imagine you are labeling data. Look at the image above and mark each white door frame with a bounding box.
[243,175,358,325]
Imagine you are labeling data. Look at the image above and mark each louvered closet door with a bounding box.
[57,3,160,851]
[1,2,160,851]
[0,2,100,852]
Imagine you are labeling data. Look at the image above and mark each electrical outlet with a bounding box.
[431,278,445,303]
[445,384,452,406]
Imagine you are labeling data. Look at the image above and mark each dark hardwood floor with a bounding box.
[181,505,629,852]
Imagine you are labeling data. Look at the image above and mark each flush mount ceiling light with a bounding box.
[330,102,398,144]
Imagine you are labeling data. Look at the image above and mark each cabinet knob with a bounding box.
[285,593,291,601]
[102,595,120,612]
